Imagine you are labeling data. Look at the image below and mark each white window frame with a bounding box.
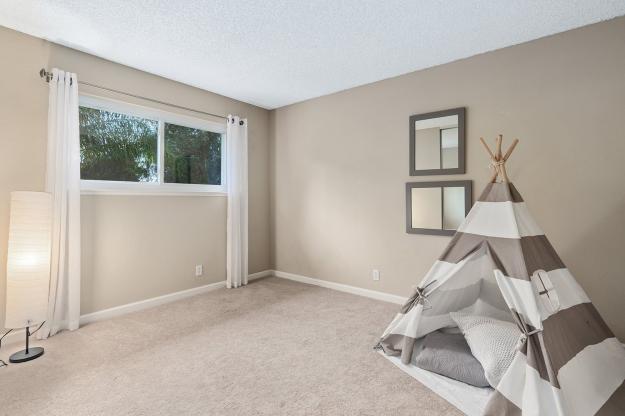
[79,94,227,196]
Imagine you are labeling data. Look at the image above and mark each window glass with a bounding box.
[164,123,222,185]
[78,98,225,193]
[79,107,158,182]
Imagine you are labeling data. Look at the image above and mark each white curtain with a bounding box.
[40,68,81,338]
[226,115,248,288]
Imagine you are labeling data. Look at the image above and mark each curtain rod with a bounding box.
[39,68,229,121]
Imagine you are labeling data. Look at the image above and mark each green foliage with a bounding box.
[79,107,222,185]
[164,123,221,185]
[79,107,158,182]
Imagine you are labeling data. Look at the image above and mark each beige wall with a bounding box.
[80,196,227,314]
[270,17,625,339]
[2,18,624,340]
[0,26,271,327]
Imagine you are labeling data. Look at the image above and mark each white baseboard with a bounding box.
[1,269,405,349]
[247,269,273,281]
[1,271,274,348]
[79,280,228,325]
[273,270,406,305]
[4,269,622,356]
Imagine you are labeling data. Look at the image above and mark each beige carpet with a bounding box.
[1,277,461,416]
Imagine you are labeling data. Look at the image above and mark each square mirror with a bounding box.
[409,108,465,175]
[406,181,472,236]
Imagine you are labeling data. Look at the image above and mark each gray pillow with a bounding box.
[413,331,490,387]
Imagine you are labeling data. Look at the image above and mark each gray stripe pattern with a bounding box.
[541,302,614,376]
[440,233,565,279]
[377,182,625,415]
[597,381,625,415]
[477,182,524,203]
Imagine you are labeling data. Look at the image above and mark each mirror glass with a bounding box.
[413,115,459,170]
[410,108,465,175]
[442,186,465,230]
[407,181,471,236]
[410,187,442,229]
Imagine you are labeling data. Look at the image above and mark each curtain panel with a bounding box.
[226,115,248,288]
[40,68,81,338]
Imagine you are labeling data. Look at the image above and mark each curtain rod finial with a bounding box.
[39,68,52,82]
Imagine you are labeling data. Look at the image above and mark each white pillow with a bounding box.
[450,312,521,388]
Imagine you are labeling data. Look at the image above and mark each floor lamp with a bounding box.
[5,191,52,363]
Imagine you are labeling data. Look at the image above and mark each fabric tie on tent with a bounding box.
[514,327,541,351]
[401,280,437,314]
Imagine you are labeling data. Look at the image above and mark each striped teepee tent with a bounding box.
[377,136,625,415]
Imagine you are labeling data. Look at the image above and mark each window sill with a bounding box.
[80,180,227,197]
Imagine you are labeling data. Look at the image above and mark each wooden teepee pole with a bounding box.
[496,135,503,160]
[480,135,519,183]
[503,139,519,162]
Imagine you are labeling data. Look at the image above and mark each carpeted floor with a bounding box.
[0,277,461,415]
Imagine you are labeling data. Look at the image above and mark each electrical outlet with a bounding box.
[195,264,203,277]
[372,269,380,281]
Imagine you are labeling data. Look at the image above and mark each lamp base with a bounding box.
[9,347,44,363]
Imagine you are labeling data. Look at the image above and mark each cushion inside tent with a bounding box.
[378,249,520,415]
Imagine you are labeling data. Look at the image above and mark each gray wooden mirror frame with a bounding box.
[406,180,472,236]
[409,107,466,175]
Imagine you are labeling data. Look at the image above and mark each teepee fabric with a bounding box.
[377,182,625,416]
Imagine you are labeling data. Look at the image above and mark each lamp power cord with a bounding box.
[0,321,45,368]
[0,329,14,368]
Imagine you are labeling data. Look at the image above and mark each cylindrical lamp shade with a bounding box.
[5,191,52,329]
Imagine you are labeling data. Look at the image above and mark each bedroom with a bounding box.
[0,1,624,415]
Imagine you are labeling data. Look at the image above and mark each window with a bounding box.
[531,270,561,315]
[164,123,222,185]
[80,107,159,182]
[78,95,226,195]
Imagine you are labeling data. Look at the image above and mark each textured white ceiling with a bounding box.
[1,1,624,109]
